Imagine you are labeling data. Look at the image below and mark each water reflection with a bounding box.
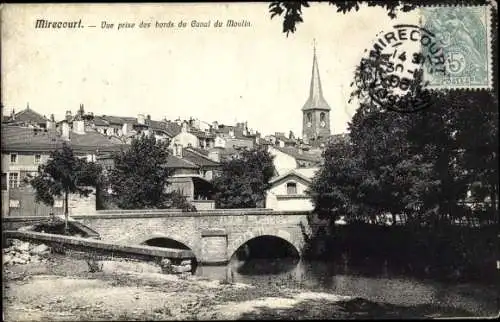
[195,258,498,316]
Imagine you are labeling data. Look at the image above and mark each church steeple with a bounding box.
[302,39,330,111]
[302,40,331,144]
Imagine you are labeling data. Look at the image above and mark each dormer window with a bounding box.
[286,182,297,195]
[10,153,17,164]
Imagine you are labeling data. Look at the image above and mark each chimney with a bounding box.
[65,110,72,122]
[208,150,220,162]
[212,121,218,129]
[175,144,183,158]
[181,121,188,132]
[61,121,70,141]
[137,114,145,125]
[11,109,15,120]
[73,120,85,134]
[122,123,129,136]
[79,104,85,117]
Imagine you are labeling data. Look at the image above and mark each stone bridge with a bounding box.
[67,209,312,264]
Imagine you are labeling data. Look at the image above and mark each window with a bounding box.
[1,173,6,191]
[306,112,312,123]
[320,112,326,122]
[10,153,17,163]
[34,154,41,164]
[8,172,19,189]
[286,182,297,195]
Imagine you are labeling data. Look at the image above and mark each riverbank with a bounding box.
[3,251,483,320]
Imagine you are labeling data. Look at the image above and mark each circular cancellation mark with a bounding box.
[358,24,447,113]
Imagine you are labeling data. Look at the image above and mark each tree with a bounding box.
[213,147,275,209]
[309,81,498,227]
[108,134,174,209]
[269,0,488,36]
[28,144,102,233]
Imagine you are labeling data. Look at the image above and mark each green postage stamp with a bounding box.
[421,5,493,89]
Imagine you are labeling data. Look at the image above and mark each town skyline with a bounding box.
[1,3,421,137]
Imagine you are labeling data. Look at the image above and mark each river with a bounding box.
[196,258,499,317]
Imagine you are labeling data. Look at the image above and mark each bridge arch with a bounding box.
[134,232,200,262]
[227,228,303,260]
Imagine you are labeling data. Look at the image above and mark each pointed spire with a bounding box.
[302,40,330,111]
[26,102,30,110]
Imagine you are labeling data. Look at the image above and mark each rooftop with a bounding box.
[3,107,50,125]
[271,145,323,163]
[1,125,126,154]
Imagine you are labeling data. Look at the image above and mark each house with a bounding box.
[181,147,221,181]
[2,105,54,129]
[170,121,200,149]
[267,145,323,176]
[265,167,319,211]
[212,122,257,150]
[1,120,125,217]
[97,143,221,210]
[164,153,217,210]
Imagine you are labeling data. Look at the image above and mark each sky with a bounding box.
[1,3,421,136]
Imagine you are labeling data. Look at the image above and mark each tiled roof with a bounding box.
[275,134,296,144]
[188,146,209,156]
[164,121,182,137]
[92,116,109,127]
[189,129,215,139]
[2,126,63,152]
[165,155,199,169]
[1,125,126,153]
[269,168,318,185]
[214,125,251,140]
[70,132,126,153]
[273,146,322,163]
[3,108,49,125]
[183,148,220,167]
[99,115,137,125]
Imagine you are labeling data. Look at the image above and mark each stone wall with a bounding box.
[73,210,310,264]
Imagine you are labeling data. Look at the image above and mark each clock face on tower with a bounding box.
[307,122,312,128]
[320,121,326,128]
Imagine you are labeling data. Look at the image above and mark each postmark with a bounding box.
[353,24,445,112]
[421,5,492,89]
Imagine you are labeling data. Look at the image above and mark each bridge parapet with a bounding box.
[3,209,314,265]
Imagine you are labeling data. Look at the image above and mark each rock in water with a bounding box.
[16,242,31,252]
[172,264,191,273]
[160,258,173,274]
[31,244,50,255]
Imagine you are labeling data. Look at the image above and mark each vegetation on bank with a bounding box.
[213,147,275,209]
[25,144,103,233]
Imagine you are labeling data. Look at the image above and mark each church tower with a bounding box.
[302,41,331,144]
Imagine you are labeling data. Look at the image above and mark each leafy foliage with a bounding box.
[108,134,174,209]
[213,147,275,209]
[27,144,102,231]
[269,0,489,36]
[164,190,197,212]
[308,37,498,226]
